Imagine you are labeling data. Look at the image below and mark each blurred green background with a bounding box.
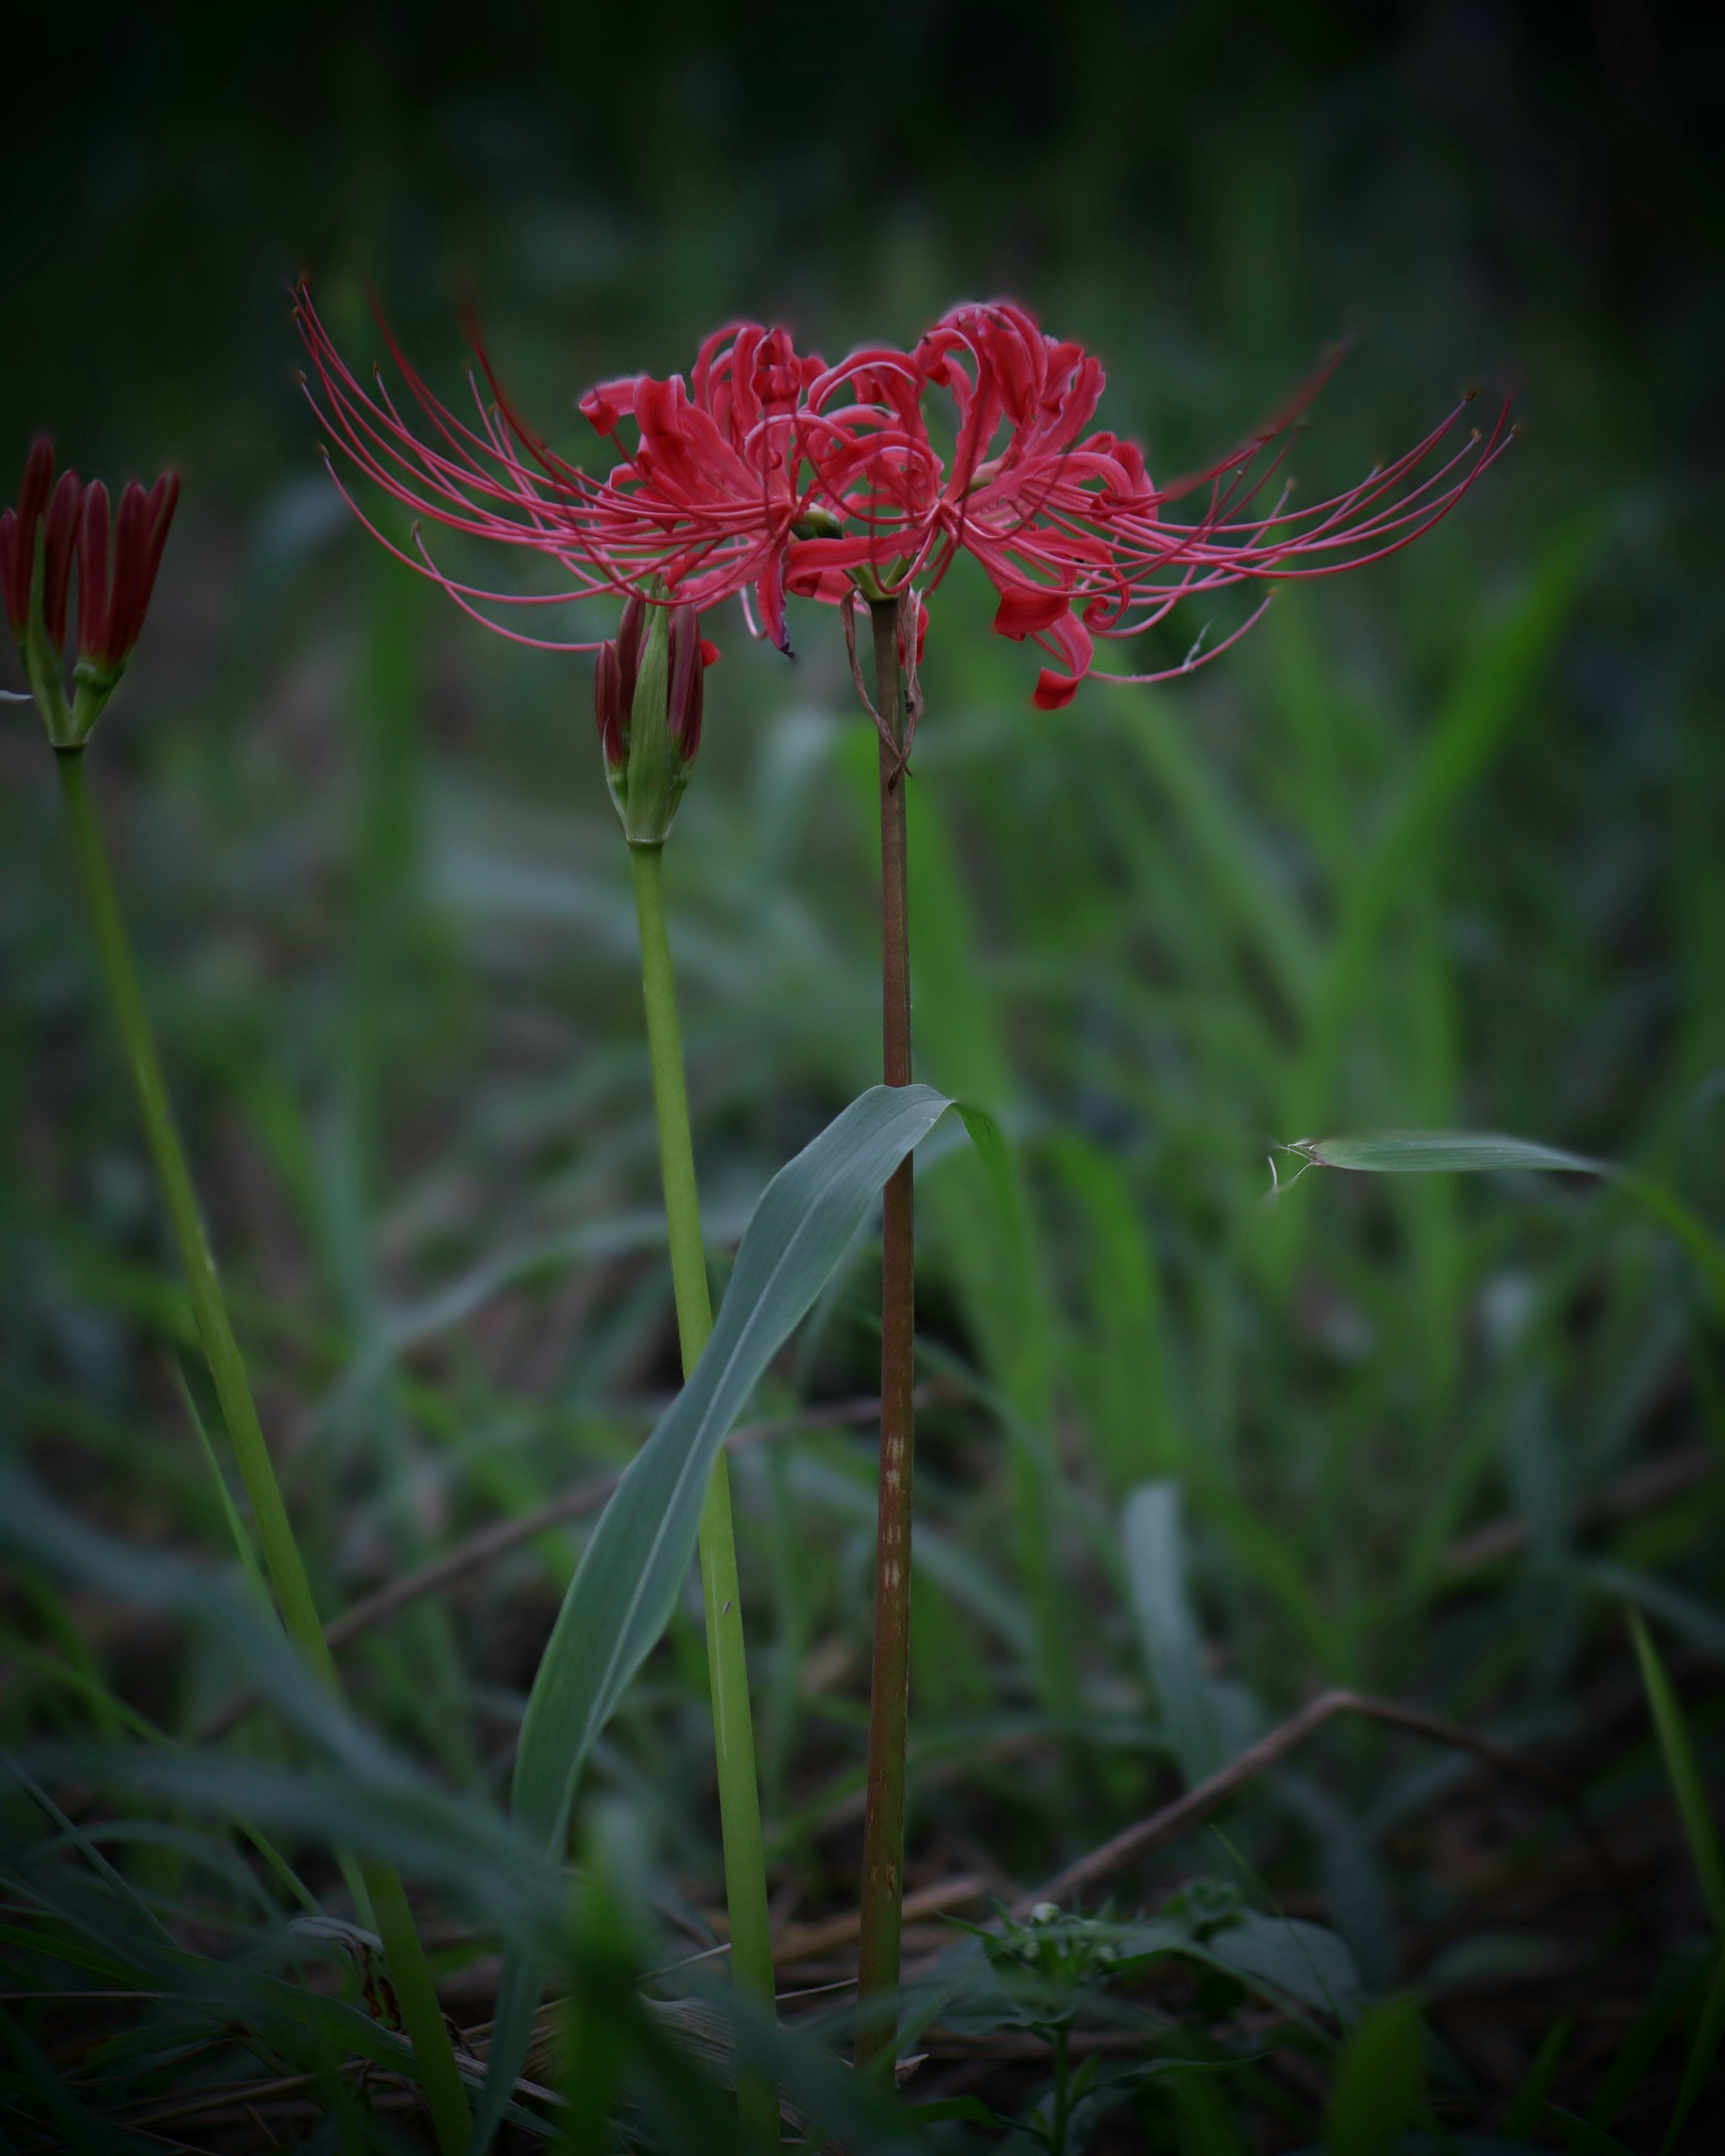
[4,0,1724,2134]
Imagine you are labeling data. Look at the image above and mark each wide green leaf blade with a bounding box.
[509,1080,953,1848]
[474,1082,955,2148]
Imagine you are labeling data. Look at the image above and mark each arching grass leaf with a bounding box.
[1285,1131,1601,1177]
[1276,1131,1725,1310]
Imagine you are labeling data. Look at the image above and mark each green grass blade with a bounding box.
[1627,1608,1725,1934]
[1279,1133,1725,1313]
[1288,1130,1602,1176]
[1123,1480,1224,1785]
[1663,1945,1725,2155]
[1325,1995,1424,2156]
[1113,693,1321,1017]
[1542,2106,1636,2155]
[173,1357,271,1606]
[1503,2013,1571,2136]
[1169,2067,1248,2156]
[1587,1952,1699,2130]
[1591,1563,1725,1658]
[1284,516,1602,1143]
[1047,1129,1184,1491]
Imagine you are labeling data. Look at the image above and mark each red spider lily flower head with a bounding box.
[580,323,835,655]
[298,284,1510,739]
[593,587,718,842]
[1,435,178,747]
[896,300,1515,710]
[295,288,929,667]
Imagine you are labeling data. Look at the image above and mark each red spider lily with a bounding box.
[299,288,1509,717]
[866,301,1513,709]
[0,435,179,745]
[297,288,947,665]
[299,291,866,658]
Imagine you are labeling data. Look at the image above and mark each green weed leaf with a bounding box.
[1324,1995,1424,2156]
[1279,1133,1725,1311]
[1123,1481,1225,1785]
[1663,1946,1725,2155]
[1287,1131,1601,1176]
[1627,1609,1725,1934]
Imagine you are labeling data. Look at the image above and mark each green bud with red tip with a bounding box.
[593,587,714,844]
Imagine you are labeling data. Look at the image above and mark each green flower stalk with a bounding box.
[595,593,779,2139]
[2,437,473,2156]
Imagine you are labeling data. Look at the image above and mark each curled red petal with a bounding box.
[1023,604,1093,709]
[992,583,1070,640]
[755,551,791,655]
[580,376,642,438]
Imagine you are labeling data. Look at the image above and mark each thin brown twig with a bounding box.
[1013,1687,1618,1917]
[840,590,891,753]
[772,1872,986,1966]
[196,1391,915,1744]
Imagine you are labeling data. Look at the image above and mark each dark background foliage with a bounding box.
[3,1,1724,2147]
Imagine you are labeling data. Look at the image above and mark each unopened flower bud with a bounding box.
[0,436,177,748]
[592,590,713,844]
[0,438,56,642]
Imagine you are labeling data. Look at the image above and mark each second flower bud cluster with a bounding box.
[593,591,717,845]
